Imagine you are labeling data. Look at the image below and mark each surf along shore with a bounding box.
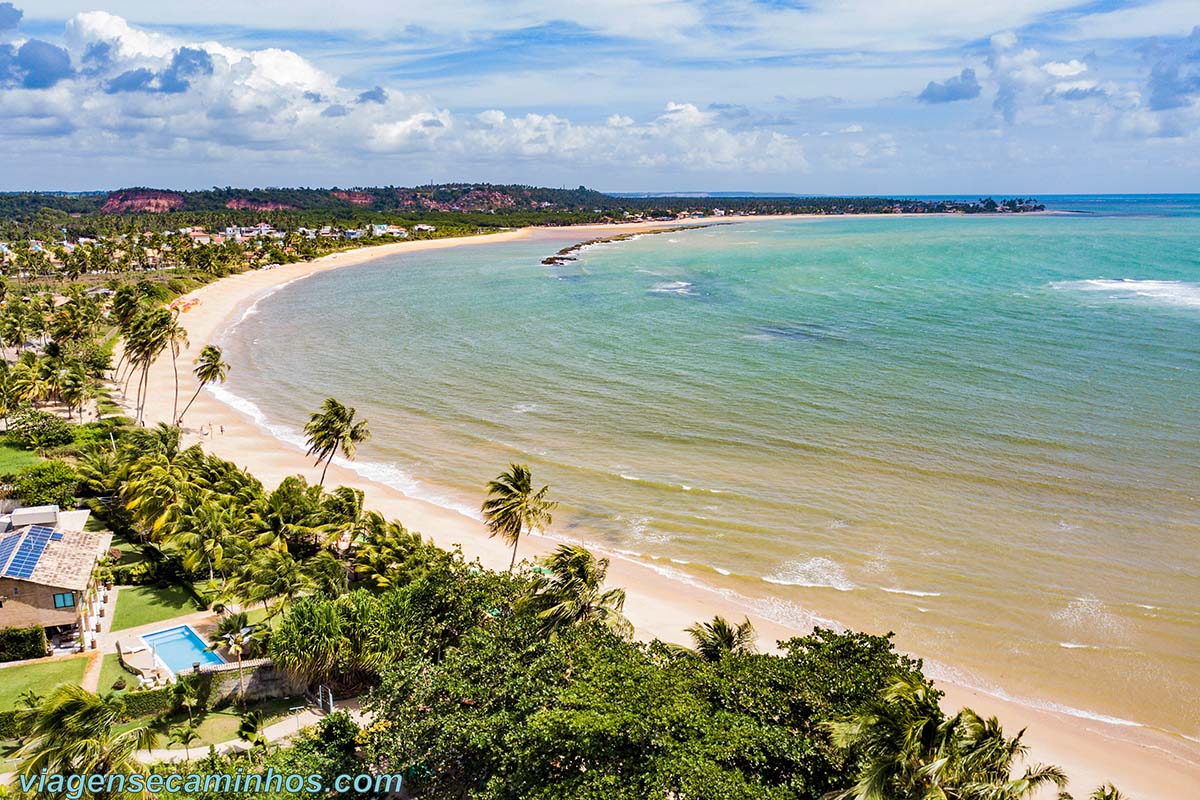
[118,217,1200,798]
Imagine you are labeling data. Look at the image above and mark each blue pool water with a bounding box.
[142,625,225,674]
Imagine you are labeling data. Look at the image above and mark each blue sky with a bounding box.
[1,1,1198,193]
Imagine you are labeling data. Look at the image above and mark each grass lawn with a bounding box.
[109,530,145,566]
[115,696,302,749]
[110,585,205,632]
[0,657,88,711]
[0,442,39,473]
[97,653,137,695]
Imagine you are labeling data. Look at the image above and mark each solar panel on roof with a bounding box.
[4,528,52,579]
[0,531,20,572]
[50,532,63,541]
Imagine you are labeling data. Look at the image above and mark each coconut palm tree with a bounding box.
[683,615,757,661]
[303,398,371,486]
[1088,785,1126,800]
[830,674,1068,800]
[237,710,270,761]
[482,463,557,571]
[179,344,229,423]
[353,514,430,588]
[17,685,158,793]
[173,675,203,727]
[164,312,189,422]
[520,544,631,639]
[169,724,200,762]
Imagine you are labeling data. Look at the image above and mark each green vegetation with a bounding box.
[0,625,49,664]
[0,657,88,711]
[303,397,370,486]
[15,684,158,781]
[10,460,78,507]
[0,441,40,471]
[109,585,205,631]
[482,463,557,570]
[97,653,136,694]
[0,184,1046,244]
[0,267,1118,799]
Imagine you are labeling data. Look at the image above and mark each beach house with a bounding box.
[0,506,111,649]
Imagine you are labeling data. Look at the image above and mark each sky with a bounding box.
[1,1,1198,194]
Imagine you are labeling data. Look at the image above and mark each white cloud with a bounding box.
[1071,0,1199,40]
[1,12,806,180]
[1043,59,1088,77]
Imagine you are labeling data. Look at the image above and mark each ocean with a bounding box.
[218,197,1200,742]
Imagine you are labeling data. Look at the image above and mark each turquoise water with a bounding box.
[143,625,224,674]
[221,209,1200,739]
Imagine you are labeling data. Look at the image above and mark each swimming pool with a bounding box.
[141,625,225,675]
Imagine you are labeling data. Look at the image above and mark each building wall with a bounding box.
[0,579,79,629]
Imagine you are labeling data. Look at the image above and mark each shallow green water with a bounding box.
[220,212,1200,739]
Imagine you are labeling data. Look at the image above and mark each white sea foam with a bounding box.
[881,587,942,598]
[763,557,855,591]
[222,273,314,338]
[614,556,842,631]
[204,384,482,521]
[1058,641,1094,649]
[511,402,538,414]
[1051,278,1200,309]
[1052,596,1128,637]
[924,660,1144,728]
[649,280,694,295]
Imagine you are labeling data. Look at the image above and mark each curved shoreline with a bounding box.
[124,219,1200,799]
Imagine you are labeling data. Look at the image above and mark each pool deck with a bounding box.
[82,586,220,692]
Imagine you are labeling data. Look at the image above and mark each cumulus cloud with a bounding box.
[159,46,213,93]
[2,40,74,89]
[356,86,387,104]
[0,10,805,180]
[1043,59,1087,77]
[0,1,20,31]
[1146,26,1200,111]
[917,68,981,103]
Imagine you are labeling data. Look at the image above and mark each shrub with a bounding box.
[11,460,79,508]
[121,685,176,719]
[0,625,49,662]
[113,561,156,585]
[8,410,74,452]
[0,709,20,739]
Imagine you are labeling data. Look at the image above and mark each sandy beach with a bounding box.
[118,219,1200,799]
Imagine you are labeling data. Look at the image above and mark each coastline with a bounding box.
[118,218,1200,798]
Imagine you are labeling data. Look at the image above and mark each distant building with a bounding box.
[413,224,437,233]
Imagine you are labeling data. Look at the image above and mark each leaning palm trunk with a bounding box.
[171,348,181,421]
[179,383,205,422]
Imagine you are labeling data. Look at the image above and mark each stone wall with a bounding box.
[195,658,307,707]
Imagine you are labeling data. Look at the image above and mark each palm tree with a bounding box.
[353,515,429,588]
[683,615,757,661]
[1088,785,1127,800]
[173,675,202,727]
[167,494,235,581]
[482,463,557,571]
[164,312,189,422]
[179,344,229,423]
[303,398,370,486]
[17,685,158,793]
[169,724,200,762]
[520,544,631,639]
[830,675,1068,800]
[237,710,270,761]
